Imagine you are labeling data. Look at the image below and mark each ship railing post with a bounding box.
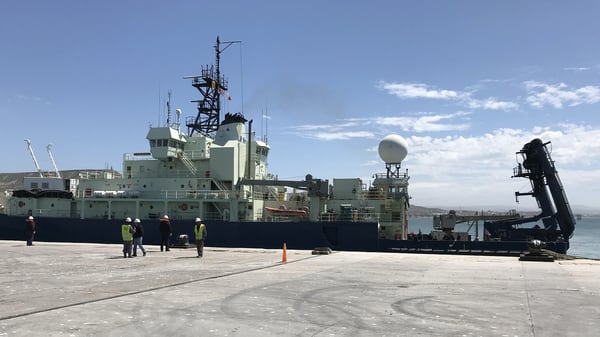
[81,193,85,219]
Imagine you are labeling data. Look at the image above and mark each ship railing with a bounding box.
[318,211,381,222]
[124,153,154,161]
[158,190,231,200]
[123,169,200,179]
[248,189,280,201]
[28,208,73,217]
[183,149,209,160]
[77,189,236,200]
[77,170,122,180]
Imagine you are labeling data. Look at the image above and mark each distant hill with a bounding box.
[407,205,447,217]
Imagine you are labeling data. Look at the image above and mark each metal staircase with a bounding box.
[179,152,198,175]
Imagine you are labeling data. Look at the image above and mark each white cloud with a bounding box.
[525,81,600,108]
[283,117,600,209]
[378,82,459,99]
[17,94,52,105]
[466,97,519,110]
[375,112,471,132]
[399,124,600,209]
[310,131,375,140]
[563,67,591,72]
[291,112,471,139]
[378,81,518,111]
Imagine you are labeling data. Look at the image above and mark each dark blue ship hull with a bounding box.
[0,214,379,251]
[0,214,568,255]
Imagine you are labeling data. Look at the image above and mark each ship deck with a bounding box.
[1,240,599,336]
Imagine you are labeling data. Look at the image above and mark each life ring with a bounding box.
[18,201,25,207]
[181,203,188,211]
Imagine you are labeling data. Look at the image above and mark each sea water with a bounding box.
[407,216,600,259]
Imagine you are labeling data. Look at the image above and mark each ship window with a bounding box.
[150,139,156,147]
[31,182,39,189]
[42,183,49,189]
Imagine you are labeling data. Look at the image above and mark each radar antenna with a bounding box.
[47,144,62,178]
[25,139,44,178]
[166,90,172,127]
[185,36,240,137]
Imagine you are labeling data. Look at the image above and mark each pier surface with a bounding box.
[1,240,599,336]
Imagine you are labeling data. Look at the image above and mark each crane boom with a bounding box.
[25,139,43,178]
[484,138,576,246]
[47,144,62,178]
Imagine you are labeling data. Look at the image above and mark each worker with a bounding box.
[25,216,36,246]
[121,217,134,258]
[159,215,171,252]
[193,217,207,258]
[132,218,146,257]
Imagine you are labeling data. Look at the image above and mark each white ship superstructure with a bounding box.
[74,112,272,222]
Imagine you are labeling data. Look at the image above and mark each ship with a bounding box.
[0,37,576,256]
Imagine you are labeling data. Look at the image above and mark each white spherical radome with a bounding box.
[378,134,408,164]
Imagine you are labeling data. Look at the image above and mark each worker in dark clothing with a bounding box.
[121,217,134,258]
[132,218,146,257]
[193,217,207,258]
[159,215,171,252]
[25,216,35,246]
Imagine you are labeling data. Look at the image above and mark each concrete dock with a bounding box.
[1,240,599,337]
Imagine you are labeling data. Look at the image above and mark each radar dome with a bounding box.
[378,134,408,164]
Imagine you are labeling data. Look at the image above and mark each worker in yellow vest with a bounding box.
[121,217,135,258]
[193,217,207,258]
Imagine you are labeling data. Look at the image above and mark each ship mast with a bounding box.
[185,36,240,137]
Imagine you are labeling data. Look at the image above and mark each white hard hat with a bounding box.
[28,216,34,220]
[125,217,132,223]
[195,217,202,222]
[162,215,169,219]
[134,218,141,223]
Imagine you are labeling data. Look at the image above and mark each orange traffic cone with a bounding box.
[282,242,288,263]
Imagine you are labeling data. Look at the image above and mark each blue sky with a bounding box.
[2,0,600,210]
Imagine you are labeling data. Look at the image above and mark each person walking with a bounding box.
[159,215,171,252]
[132,218,146,257]
[121,217,134,258]
[25,216,36,246]
[193,217,207,258]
